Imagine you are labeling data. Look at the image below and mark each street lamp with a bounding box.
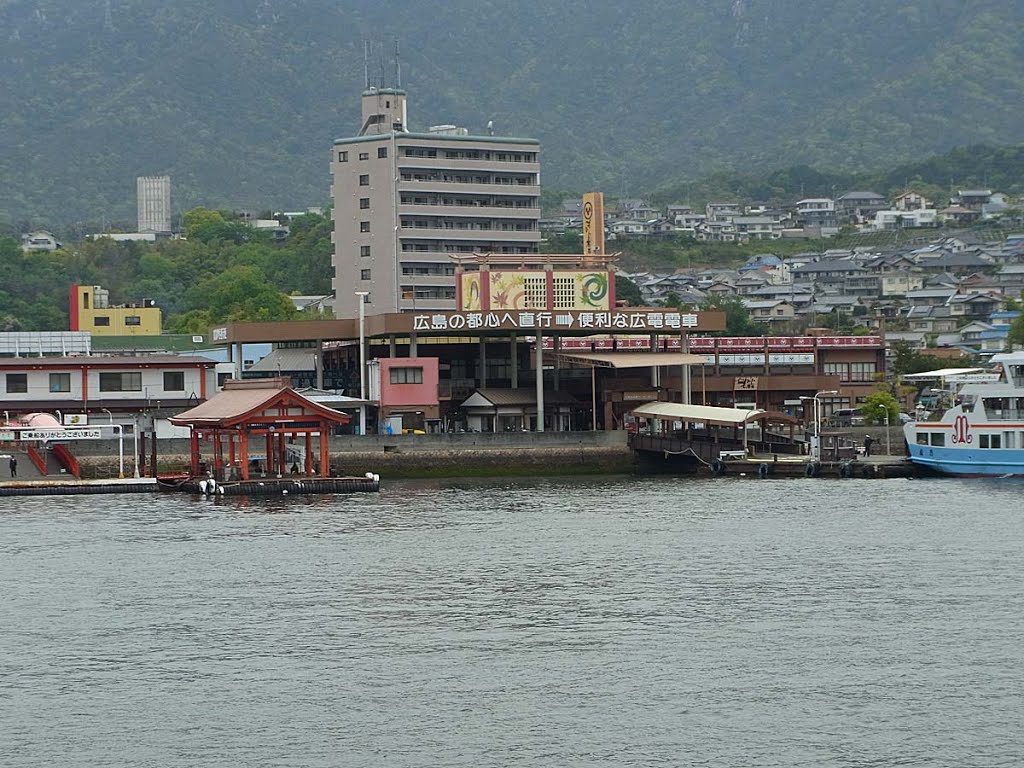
[801,390,838,461]
[354,290,370,436]
[101,407,113,424]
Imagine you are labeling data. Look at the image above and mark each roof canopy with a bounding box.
[632,401,765,426]
[554,351,707,369]
[901,367,984,380]
[461,388,579,408]
[170,378,350,428]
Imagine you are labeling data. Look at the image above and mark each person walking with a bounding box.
[9,456,17,477]
[863,435,874,457]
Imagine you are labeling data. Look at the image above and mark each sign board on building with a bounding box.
[0,430,15,442]
[582,192,605,256]
[408,310,722,334]
[63,413,89,426]
[734,376,759,391]
[19,428,104,441]
[622,391,659,401]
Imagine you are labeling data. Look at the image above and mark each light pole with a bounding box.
[354,290,370,435]
[813,390,839,461]
[883,408,891,456]
[132,415,140,478]
[101,407,113,424]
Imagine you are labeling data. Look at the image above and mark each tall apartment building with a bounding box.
[137,175,171,233]
[331,88,541,318]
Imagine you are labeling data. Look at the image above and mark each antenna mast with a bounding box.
[395,39,401,88]
[363,40,370,89]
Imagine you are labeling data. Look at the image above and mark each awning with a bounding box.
[901,367,984,380]
[632,401,765,426]
[554,351,707,369]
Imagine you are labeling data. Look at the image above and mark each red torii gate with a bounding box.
[170,378,351,481]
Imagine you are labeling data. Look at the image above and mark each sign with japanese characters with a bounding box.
[734,376,759,391]
[406,310,723,334]
[17,428,104,441]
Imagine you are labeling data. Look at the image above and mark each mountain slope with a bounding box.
[1,0,1022,225]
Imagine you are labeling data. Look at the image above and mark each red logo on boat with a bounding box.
[951,415,973,444]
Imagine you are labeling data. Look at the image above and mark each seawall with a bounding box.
[73,432,636,479]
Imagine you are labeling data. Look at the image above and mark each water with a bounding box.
[1,476,1022,767]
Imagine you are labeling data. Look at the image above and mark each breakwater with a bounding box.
[73,432,635,479]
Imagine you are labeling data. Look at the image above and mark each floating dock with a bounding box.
[0,478,158,497]
[705,455,916,479]
[163,476,381,496]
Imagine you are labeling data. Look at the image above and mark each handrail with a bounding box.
[52,443,81,479]
[25,446,47,475]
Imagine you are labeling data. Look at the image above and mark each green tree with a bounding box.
[1008,312,1024,349]
[178,265,298,325]
[861,390,901,425]
[614,274,643,306]
[889,340,948,376]
[699,294,757,335]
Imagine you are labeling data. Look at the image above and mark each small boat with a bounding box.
[904,352,1024,477]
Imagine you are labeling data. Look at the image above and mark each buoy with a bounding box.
[711,459,725,475]
[805,462,819,478]
[839,462,853,478]
[198,479,208,494]
[758,463,770,479]
[372,473,380,483]
[365,472,373,479]
[282,489,288,495]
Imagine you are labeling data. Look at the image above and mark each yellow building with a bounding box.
[69,284,162,336]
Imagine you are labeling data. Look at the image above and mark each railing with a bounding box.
[25,446,47,475]
[984,409,1024,421]
[52,443,81,479]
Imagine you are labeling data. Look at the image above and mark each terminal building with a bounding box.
[331,87,541,318]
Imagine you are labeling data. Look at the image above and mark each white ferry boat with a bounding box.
[904,352,1024,477]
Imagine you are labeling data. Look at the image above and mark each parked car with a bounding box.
[828,408,865,427]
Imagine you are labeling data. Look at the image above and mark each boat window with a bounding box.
[980,434,989,448]
[1003,432,1016,449]
[916,432,930,445]
[930,432,945,447]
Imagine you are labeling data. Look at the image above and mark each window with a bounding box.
[94,316,111,327]
[359,152,369,161]
[163,371,185,391]
[390,367,423,384]
[916,432,929,445]
[360,269,371,280]
[125,315,141,326]
[6,373,27,394]
[359,174,369,186]
[523,276,547,309]
[337,151,348,162]
[930,432,945,447]
[378,146,388,159]
[360,245,371,257]
[49,373,71,393]
[99,372,142,392]
[360,221,370,233]
[359,197,370,209]
[980,434,1002,449]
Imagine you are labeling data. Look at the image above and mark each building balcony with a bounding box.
[398,203,541,219]
[398,297,456,313]
[398,180,540,197]
[398,227,541,242]
[397,155,540,173]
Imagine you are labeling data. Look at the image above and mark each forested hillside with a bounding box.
[2,0,1023,227]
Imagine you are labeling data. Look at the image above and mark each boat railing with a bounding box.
[983,408,1024,421]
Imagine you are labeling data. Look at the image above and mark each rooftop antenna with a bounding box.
[363,40,370,89]
[395,38,401,88]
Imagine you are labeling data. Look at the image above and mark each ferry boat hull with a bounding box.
[904,440,1024,477]
[903,352,1024,478]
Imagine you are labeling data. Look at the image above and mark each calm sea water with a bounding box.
[1,476,1022,767]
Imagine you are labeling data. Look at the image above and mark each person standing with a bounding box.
[863,435,874,457]
[9,456,17,477]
